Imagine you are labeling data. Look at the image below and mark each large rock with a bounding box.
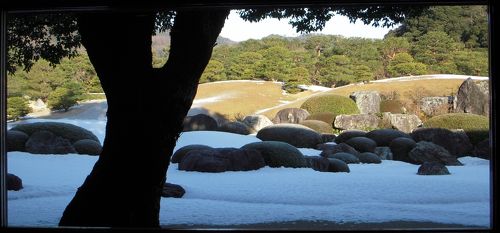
[217,121,251,135]
[387,113,422,133]
[73,139,102,155]
[334,114,379,130]
[161,183,186,198]
[358,152,382,164]
[7,173,23,191]
[10,122,100,144]
[241,141,306,168]
[310,156,350,173]
[366,129,412,147]
[374,147,393,160]
[272,108,310,124]
[420,97,451,117]
[178,148,265,172]
[172,145,214,163]
[389,137,416,163]
[473,138,490,160]
[410,127,473,157]
[455,78,488,116]
[183,114,218,131]
[349,91,381,114]
[325,152,360,164]
[417,162,451,175]
[6,130,29,152]
[320,143,360,158]
[257,124,322,148]
[334,130,367,143]
[345,137,377,153]
[25,130,77,154]
[408,141,463,166]
[242,115,274,133]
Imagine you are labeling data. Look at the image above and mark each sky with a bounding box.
[219,10,397,42]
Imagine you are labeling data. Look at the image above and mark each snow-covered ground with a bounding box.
[6,117,491,228]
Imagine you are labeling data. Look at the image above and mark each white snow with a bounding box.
[297,84,332,92]
[6,118,491,228]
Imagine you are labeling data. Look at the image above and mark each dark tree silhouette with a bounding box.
[6,6,425,227]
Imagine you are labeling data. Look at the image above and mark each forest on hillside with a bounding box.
[7,5,488,106]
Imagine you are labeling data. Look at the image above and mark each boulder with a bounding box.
[420,97,451,117]
[73,139,102,155]
[327,158,350,173]
[321,134,336,143]
[320,143,360,158]
[10,122,100,144]
[473,138,490,160]
[217,121,251,135]
[334,130,367,143]
[7,173,23,191]
[178,149,228,172]
[387,114,422,133]
[25,130,77,154]
[408,141,463,166]
[310,156,349,173]
[475,80,489,97]
[316,142,338,151]
[183,114,218,131]
[358,152,382,164]
[417,162,451,175]
[272,108,310,124]
[220,148,266,171]
[366,129,412,147]
[374,147,393,160]
[241,141,306,168]
[455,78,488,116]
[161,183,186,198]
[242,115,273,133]
[325,152,360,164]
[389,137,417,163]
[334,114,379,130]
[171,145,214,163]
[410,127,473,157]
[6,130,29,152]
[300,120,333,134]
[257,124,322,148]
[345,137,377,153]
[349,91,381,114]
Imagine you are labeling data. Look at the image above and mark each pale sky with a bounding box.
[220,10,398,41]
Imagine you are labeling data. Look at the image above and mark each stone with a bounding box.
[374,147,393,160]
[345,137,377,153]
[321,134,336,143]
[320,143,360,158]
[183,114,218,131]
[73,139,102,155]
[334,130,367,143]
[349,91,381,114]
[7,173,23,191]
[310,156,350,173]
[326,152,360,164]
[25,130,77,154]
[6,130,29,152]
[257,124,322,149]
[334,114,379,130]
[161,183,186,198]
[272,108,310,124]
[358,152,382,164]
[455,78,488,116]
[327,158,350,173]
[473,138,490,160]
[417,162,451,175]
[309,156,330,172]
[410,127,473,157]
[420,97,451,117]
[242,115,274,133]
[387,114,422,133]
[366,129,412,147]
[219,148,266,171]
[389,137,417,163]
[217,121,251,135]
[408,141,463,166]
[172,145,214,163]
[28,98,48,113]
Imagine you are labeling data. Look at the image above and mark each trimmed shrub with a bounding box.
[345,137,377,153]
[306,112,336,127]
[7,97,31,121]
[47,82,84,112]
[6,130,29,152]
[257,124,322,148]
[380,99,405,114]
[11,122,99,144]
[358,152,382,164]
[300,120,334,134]
[241,141,307,168]
[334,130,367,143]
[326,152,360,164]
[300,94,359,116]
[423,113,489,145]
[366,129,412,147]
[217,121,251,135]
[73,139,102,155]
[171,144,213,163]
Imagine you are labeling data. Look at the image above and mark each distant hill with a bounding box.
[152,31,237,55]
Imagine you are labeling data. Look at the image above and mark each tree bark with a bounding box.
[59,9,229,227]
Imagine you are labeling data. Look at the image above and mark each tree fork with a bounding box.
[59,9,229,227]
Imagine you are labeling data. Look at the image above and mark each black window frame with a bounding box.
[1,0,496,232]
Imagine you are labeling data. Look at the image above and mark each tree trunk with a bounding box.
[59,9,229,227]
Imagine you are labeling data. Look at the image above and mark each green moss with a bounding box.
[300,120,334,134]
[300,94,359,116]
[424,113,489,145]
[241,141,307,168]
[306,112,336,127]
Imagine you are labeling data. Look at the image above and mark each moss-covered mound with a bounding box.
[300,94,359,116]
[300,120,334,134]
[306,112,336,127]
[241,141,307,168]
[10,122,99,144]
[423,113,489,145]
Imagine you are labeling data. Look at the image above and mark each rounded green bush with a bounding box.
[306,112,336,127]
[300,94,359,116]
[380,99,404,114]
[423,113,489,145]
[300,120,334,134]
[241,141,306,168]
